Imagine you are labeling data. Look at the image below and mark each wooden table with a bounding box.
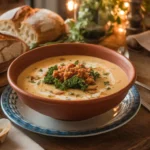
[0,33,150,150]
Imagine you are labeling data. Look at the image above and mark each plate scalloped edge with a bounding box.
[1,85,141,137]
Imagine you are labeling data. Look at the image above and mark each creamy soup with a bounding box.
[17,55,128,100]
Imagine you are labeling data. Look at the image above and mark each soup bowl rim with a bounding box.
[7,43,136,105]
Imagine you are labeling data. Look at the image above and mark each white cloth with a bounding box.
[0,125,44,150]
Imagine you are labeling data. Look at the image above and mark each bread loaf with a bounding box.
[0,6,65,47]
[0,32,28,72]
[0,5,33,37]
[20,9,65,46]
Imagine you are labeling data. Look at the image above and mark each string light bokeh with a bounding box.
[66,0,130,34]
[115,1,130,34]
[66,0,78,19]
[66,0,77,12]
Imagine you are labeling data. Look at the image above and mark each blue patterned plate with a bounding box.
[1,85,140,137]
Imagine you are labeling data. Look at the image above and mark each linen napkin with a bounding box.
[126,31,150,52]
[0,125,44,150]
[136,84,150,112]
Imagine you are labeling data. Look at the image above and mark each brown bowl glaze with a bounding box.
[7,43,136,121]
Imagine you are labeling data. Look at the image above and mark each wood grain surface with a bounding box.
[0,72,8,86]
[0,33,150,150]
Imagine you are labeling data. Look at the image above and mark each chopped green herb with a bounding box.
[90,69,100,80]
[74,60,79,65]
[43,65,99,91]
[104,81,110,86]
[107,87,111,90]
[39,69,43,72]
[29,80,36,83]
[44,73,88,91]
[54,78,66,90]
[44,65,58,84]
[103,72,109,76]
[64,75,88,91]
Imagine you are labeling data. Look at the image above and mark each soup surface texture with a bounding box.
[17,55,128,100]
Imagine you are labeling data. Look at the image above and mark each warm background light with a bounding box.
[114,25,126,34]
[119,10,125,16]
[124,2,129,8]
[67,0,74,11]
[66,0,77,11]
[118,27,125,33]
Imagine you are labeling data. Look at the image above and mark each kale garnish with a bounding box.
[90,69,100,80]
[43,65,99,91]
[44,65,58,84]
[43,65,88,91]
[39,69,43,72]
[74,60,79,65]
[63,75,88,91]
[104,81,110,86]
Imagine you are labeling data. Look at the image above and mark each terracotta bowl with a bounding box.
[7,43,136,121]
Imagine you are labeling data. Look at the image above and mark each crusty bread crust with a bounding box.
[0,33,28,63]
[0,32,28,48]
[0,5,33,24]
[0,6,65,46]
[12,6,33,29]
[0,33,15,40]
[20,9,65,45]
[0,6,33,37]
[0,33,29,72]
